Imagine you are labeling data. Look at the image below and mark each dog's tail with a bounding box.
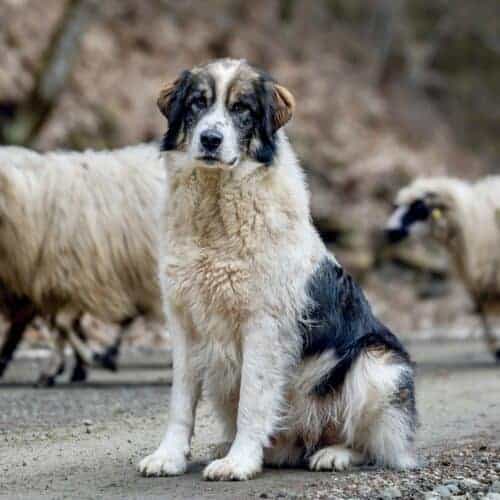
[312,328,410,397]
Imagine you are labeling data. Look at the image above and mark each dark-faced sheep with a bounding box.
[386,176,500,361]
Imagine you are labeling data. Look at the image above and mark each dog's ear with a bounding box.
[254,80,295,165]
[158,70,193,150]
[271,83,295,131]
[157,79,178,118]
[157,70,192,118]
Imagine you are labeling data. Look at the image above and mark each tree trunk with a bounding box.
[0,0,98,146]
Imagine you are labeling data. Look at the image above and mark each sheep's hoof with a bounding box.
[55,361,66,377]
[70,363,88,383]
[36,375,56,387]
[495,349,500,363]
[0,359,7,378]
[93,352,118,372]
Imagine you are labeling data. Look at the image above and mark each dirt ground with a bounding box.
[1,341,499,500]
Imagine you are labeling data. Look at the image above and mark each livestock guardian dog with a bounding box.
[139,59,417,481]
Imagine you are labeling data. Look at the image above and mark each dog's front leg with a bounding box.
[204,314,285,481]
[138,303,200,476]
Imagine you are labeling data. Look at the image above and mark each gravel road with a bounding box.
[0,341,499,499]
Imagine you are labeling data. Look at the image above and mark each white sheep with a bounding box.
[386,176,500,361]
[0,143,166,382]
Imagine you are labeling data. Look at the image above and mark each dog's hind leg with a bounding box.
[340,351,418,470]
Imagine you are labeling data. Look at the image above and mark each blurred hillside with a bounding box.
[0,0,499,336]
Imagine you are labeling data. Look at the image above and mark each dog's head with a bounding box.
[385,179,459,244]
[157,59,295,168]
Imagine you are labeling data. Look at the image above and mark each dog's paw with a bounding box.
[138,449,187,477]
[203,455,261,481]
[309,446,363,472]
[210,441,232,460]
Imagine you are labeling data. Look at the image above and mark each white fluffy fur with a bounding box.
[139,59,416,481]
[395,176,500,354]
[0,144,165,351]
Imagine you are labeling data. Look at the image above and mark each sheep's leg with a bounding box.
[37,329,67,387]
[95,317,134,372]
[54,311,94,381]
[69,318,88,382]
[0,302,36,378]
[69,316,120,373]
[477,305,500,362]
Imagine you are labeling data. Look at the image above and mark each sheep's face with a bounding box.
[156,59,295,169]
[386,189,452,244]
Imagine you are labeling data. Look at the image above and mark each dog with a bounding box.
[139,59,417,481]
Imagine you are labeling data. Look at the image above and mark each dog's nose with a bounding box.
[200,130,223,152]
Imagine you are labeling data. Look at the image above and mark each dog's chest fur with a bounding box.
[162,166,317,345]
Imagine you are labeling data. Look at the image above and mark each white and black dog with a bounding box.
[139,59,417,481]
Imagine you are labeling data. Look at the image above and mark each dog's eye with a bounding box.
[190,96,206,111]
[230,102,249,114]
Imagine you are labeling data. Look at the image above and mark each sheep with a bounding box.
[0,143,166,383]
[386,176,500,361]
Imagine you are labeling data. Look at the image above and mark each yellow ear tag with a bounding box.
[432,208,442,220]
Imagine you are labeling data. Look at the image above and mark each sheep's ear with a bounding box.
[426,191,453,212]
[271,83,295,131]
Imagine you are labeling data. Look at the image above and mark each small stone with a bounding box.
[461,478,481,491]
[491,481,500,493]
[495,463,500,472]
[424,493,440,500]
[83,420,93,426]
[380,486,402,499]
[434,485,453,497]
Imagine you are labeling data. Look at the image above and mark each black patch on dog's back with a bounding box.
[299,258,410,396]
